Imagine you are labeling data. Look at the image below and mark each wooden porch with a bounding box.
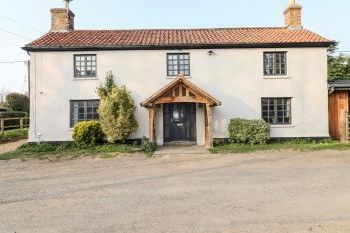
[141,74,221,147]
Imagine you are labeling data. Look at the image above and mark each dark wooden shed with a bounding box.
[328,80,350,141]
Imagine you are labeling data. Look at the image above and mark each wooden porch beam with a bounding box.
[205,103,214,148]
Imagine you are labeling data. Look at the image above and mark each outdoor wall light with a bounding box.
[208,50,216,56]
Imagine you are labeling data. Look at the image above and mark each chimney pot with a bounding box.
[64,0,69,11]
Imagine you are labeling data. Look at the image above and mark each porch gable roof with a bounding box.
[141,75,221,107]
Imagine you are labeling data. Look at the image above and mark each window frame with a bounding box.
[70,99,100,128]
[166,53,191,77]
[263,51,287,76]
[261,97,292,125]
[73,54,97,78]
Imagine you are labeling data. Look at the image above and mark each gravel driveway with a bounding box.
[1,149,350,233]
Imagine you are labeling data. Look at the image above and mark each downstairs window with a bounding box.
[261,98,291,125]
[70,100,100,127]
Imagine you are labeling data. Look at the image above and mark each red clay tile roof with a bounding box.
[24,27,333,51]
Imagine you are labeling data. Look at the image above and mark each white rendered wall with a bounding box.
[155,105,163,145]
[196,104,205,145]
[28,47,329,143]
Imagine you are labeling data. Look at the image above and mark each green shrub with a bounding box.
[72,121,104,147]
[228,118,270,145]
[0,129,28,144]
[97,71,138,143]
[141,136,157,156]
[4,93,29,113]
[0,111,28,118]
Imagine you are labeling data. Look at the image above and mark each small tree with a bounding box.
[5,93,29,113]
[328,54,350,80]
[328,43,350,80]
[98,71,138,143]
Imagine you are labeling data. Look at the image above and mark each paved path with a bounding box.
[154,145,209,155]
[1,150,350,232]
[0,139,27,154]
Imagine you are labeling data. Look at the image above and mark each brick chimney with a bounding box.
[284,0,302,29]
[50,0,75,32]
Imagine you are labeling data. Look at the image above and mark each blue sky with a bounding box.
[0,0,349,93]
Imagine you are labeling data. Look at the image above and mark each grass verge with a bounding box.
[0,142,141,161]
[0,129,28,144]
[209,140,350,154]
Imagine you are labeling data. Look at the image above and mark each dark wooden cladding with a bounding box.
[328,91,349,140]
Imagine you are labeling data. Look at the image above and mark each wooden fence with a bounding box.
[0,117,30,133]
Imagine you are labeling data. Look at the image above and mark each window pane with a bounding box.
[74,55,97,78]
[261,98,291,125]
[70,100,100,127]
[264,52,287,76]
[167,53,190,76]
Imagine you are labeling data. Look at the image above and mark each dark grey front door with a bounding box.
[164,103,196,142]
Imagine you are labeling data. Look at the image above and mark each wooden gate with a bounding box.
[346,113,350,141]
[328,91,349,141]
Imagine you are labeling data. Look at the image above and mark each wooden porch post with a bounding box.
[205,103,213,148]
[148,107,156,143]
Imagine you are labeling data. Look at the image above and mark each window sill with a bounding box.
[166,76,192,79]
[73,77,98,81]
[270,124,295,128]
[263,76,291,80]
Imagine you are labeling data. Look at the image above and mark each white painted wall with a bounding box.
[196,104,205,145]
[155,105,163,145]
[28,47,329,143]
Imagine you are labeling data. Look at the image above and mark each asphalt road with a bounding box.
[1,149,350,233]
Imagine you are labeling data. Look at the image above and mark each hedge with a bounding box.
[228,118,270,145]
[0,129,28,144]
[0,111,28,118]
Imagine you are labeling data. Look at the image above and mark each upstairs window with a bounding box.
[74,55,97,78]
[167,53,190,76]
[264,52,287,76]
[70,100,100,127]
[261,98,291,125]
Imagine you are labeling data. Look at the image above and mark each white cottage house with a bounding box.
[23,0,333,147]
